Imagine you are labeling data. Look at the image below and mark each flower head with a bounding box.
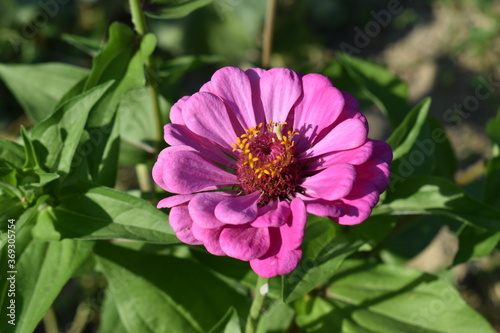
[153,67,392,278]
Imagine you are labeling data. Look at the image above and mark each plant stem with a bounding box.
[244,276,269,333]
[136,163,154,193]
[129,0,147,35]
[129,0,163,154]
[42,308,58,333]
[262,0,277,68]
[67,302,91,333]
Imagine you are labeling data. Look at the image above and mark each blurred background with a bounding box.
[1,0,499,331]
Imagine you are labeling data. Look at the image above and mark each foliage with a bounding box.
[0,1,499,332]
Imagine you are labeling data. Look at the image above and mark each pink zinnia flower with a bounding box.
[153,67,392,278]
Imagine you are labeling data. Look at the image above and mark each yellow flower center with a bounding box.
[232,121,302,205]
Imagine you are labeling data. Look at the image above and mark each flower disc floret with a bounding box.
[232,121,302,205]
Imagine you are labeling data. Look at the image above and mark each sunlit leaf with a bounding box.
[377,176,500,231]
[283,218,364,303]
[0,63,88,123]
[387,98,431,160]
[94,242,248,333]
[453,225,500,265]
[98,289,129,333]
[144,0,214,19]
[31,81,114,175]
[0,139,24,170]
[0,207,94,333]
[36,183,178,243]
[295,260,495,333]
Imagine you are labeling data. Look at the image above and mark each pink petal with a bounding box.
[153,146,196,192]
[304,141,374,171]
[169,205,202,245]
[250,248,302,278]
[335,180,380,225]
[157,194,195,208]
[169,96,189,125]
[182,92,238,150]
[311,92,368,145]
[371,140,393,164]
[300,118,368,159]
[260,68,302,123]
[333,92,363,125]
[191,224,225,256]
[161,149,237,194]
[245,67,266,79]
[245,68,267,125]
[251,200,291,228]
[356,140,392,192]
[334,92,368,131]
[249,198,306,277]
[219,226,270,261]
[164,123,236,169]
[301,163,356,201]
[284,198,308,250]
[188,192,227,229]
[214,191,261,225]
[201,67,257,130]
[294,84,345,152]
[303,199,344,218]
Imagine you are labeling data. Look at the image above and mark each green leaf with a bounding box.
[0,207,94,333]
[98,289,129,333]
[387,98,431,160]
[209,307,242,333]
[85,23,156,127]
[0,63,89,123]
[296,260,495,333]
[84,23,135,92]
[118,87,168,165]
[20,126,40,170]
[484,156,500,208]
[144,0,214,19]
[158,55,221,102]
[379,215,460,265]
[0,197,24,227]
[30,170,60,187]
[377,176,500,231]
[61,33,103,57]
[453,226,500,265]
[345,215,396,251]
[334,54,410,128]
[190,247,255,283]
[428,117,457,178]
[81,23,156,185]
[283,218,364,303]
[94,242,249,333]
[38,183,178,243]
[0,138,24,169]
[94,112,121,187]
[0,161,18,188]
[16,240,93,333]
[486,111,500,147]
[256,301,294,333]
[54,75,89,109]
[30,81,114,175]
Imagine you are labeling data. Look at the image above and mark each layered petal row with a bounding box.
[153,67,392,277]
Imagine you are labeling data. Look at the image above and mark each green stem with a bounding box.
[262,0,277,68]
[245,276,269,333]
[136,163,153,193]
[129,0,163,154]
[42,308,58,333]
[129,0,147,35]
